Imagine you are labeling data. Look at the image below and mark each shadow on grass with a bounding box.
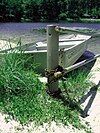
[52,80,100,120]
[53,92,83,112]
[50,50,99,116]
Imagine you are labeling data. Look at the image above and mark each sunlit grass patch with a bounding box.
[60,70,92,102]
[0,49,92,132]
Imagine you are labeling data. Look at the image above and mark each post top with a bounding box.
[47,24,58,27]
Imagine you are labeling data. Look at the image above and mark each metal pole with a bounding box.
[65,54,100,73]
[47,25,60,96]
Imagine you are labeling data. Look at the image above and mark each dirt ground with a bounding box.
[81,57,100,133]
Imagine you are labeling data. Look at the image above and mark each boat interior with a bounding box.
[0,34,90,53]
[23,34,90,51]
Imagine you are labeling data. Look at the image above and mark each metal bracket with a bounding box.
[45,65,65,84]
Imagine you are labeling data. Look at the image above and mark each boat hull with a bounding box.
[22,41,87,74]
[0,34,91,74]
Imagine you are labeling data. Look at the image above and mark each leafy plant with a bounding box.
[0,49,92,132]
[0,49,41,95]
[60,70,91,102]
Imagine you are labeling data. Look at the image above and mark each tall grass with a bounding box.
[0,49,41,96]
[0,48,92,132]
[60,70,91,102]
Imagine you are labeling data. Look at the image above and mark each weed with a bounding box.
[60,70,91,102]
[0,49,92,132]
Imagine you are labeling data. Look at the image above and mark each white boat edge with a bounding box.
[0,34,91,74]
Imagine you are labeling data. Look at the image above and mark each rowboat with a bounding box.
[0,34,91,74]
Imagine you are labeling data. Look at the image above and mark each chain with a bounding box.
[45,65,65,84]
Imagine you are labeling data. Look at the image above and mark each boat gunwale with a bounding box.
[24,35,91,54]
[0,35,91,53]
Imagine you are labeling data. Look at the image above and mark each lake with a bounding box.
[0,22,100,31]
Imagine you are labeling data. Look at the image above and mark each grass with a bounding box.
[62,18,100,23]
[59,18,100,24]
[60,70,91,102]
[0,45,93,132]
[80,18,100,23]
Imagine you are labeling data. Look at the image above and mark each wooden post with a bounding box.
[47,25,60,95]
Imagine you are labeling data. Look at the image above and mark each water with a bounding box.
[0,22,100,33]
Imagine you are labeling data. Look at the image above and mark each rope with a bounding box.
[55,26,91,35]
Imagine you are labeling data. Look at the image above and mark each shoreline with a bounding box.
[1,18,100,23]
